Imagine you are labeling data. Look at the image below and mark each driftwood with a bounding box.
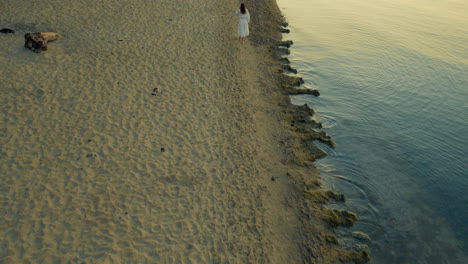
[24,32,60,53]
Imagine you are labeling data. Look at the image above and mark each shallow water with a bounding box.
[278,0,468,263]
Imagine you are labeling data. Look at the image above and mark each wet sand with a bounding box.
[0,0,369,263]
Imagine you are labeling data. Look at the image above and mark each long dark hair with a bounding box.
[240,3,246,14]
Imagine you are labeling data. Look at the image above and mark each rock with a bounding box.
[351,232,371,242]
[286,88,320,96]
[321,208,358,227]
[278,57,290,65]
[347,245,371,264]
[276,40,293,48]
[281,76,304,89]
[0,28,15,34]
[283,65,298,74]
[24,32,61,53]
[276,47,290,55]
[305,189,345,203]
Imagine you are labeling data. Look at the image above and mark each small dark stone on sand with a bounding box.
[271,177,276,181]
[151,93,157,96]
[0,28,15,34]
[87,139,92,143]
[125,212,128,215]
[161,147,165,152]
[153,88,159,92]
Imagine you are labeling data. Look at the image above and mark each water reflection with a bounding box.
[280,0,468,262]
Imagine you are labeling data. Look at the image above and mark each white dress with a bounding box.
[236,9,250,37]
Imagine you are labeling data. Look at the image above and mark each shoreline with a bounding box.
[248,0,371,262]
[0,0,369,262]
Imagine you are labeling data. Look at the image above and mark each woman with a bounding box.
[236,3,250,43]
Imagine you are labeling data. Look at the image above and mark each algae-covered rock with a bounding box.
[321,208,358,227]
[351,231,371,242]
[305,189,346,203]
[286,87,320,96]
[276,40,293,48]
[339,245,371,264]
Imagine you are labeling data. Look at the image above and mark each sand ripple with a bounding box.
[0,0,304,263]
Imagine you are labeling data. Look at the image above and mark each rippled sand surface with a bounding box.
[0,0,305,262]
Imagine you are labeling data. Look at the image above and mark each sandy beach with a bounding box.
[1,0,369,263]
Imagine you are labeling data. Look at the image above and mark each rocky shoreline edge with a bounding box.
[249,0,371,263]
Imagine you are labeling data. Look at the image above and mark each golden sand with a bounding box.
[1,0,369,263]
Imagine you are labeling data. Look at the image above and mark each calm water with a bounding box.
[277,0,467,263]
